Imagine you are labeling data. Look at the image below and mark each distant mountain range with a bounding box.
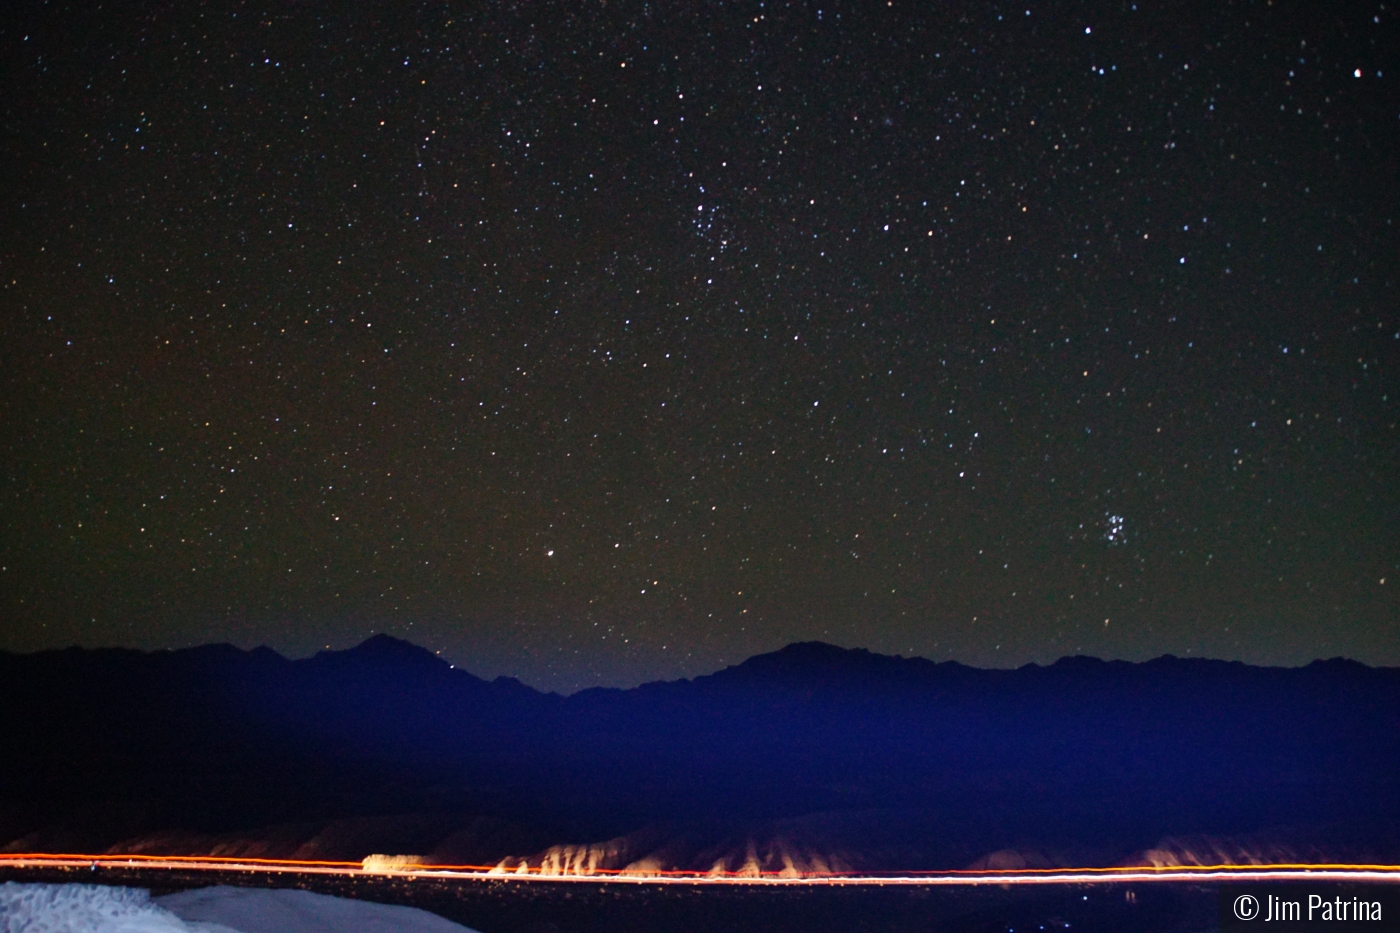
[4,637,1398,873]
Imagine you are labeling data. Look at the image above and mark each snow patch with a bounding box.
[0,882,227,933]
[0,883,479,933]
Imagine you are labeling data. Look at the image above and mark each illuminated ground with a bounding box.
[5,853,1399,933]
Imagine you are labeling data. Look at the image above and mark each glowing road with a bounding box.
[4,853,1399,886]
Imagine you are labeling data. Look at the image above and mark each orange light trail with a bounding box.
[3,853,1400,886]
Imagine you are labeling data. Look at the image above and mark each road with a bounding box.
[3,853,1398,886]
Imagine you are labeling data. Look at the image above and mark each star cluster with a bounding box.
[2,0,1396,690]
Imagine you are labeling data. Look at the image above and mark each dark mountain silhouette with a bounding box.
[3,637,1398,871]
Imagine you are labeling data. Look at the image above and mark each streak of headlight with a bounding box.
[3,853,1399,885]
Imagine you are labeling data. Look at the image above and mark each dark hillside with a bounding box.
[4,638,1397,870]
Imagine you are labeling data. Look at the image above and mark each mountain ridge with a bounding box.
[3,635,1397,871]
[5,634,1390,692]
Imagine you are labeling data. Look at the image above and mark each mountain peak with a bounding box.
[330,633,446,668]
[737,641,870,671]
[717,641,911,687]
[771,640,864,660]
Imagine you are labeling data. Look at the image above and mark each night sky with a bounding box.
[2,0,1396,692]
